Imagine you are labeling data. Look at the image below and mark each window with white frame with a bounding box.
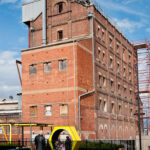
[45,105,52,116]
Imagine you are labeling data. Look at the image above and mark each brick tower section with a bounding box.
[22,0,138,140]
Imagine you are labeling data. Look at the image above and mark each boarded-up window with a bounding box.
[30,106,37,117]
[29,64,37,75]
[59,59,67,71]
[44,62,51,73]
[45,105,52,116]
[60,104,68,115]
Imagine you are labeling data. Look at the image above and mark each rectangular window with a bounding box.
[117,62,120,73]
[97,26,100,38]
[102,30,105,41]
[102,51,105,62]
[103,101,107,112]
[98,47,101,59]
[103,76,106,87]
[124,86,127,93]
[29,64,37,75]
[130,108,133,116]
[116,44,119,53]
[110,80,114,89]
[109,38,112,47]
[123,48,126,60]
[60,104,68,115]
[58,2,63,13]
[59,59,67,71]
[119,105,121,114]
[30,106,37,117]
[129,54,131,63]
[99,99,102,110]
[99,73,102,88]
[44,62,51,73]
[118,83,120,91]
[123,67,126,77]
[58,30,63,40]
[111,103,115,114]
[110,57,113,69]
[45,105,52,116]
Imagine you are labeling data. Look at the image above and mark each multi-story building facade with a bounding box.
[21,0,138,139]
[0,98,22,138]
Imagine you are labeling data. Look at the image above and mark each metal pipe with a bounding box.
[42,0,47,45]
[79,90,95,137]
[9,124,12,143]
[73,40,77,127]
[78,13,95,137]
[91,13,95,90]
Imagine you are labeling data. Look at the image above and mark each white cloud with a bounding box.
[97,0,150,18]
[0,51,21,99]
[0,0,17,4]
[113,18,144,33]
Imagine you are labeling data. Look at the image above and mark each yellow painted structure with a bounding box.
[49,126,81,150]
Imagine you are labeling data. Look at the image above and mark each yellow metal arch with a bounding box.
[49,126,81,150]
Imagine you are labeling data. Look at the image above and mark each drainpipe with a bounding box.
[78,12,95,137]
[42,0,47,45]
[73,40,77,128]
[79,90,95,137]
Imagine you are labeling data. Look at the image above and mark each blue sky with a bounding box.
[0,0,150,99]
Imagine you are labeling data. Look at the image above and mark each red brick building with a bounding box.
[21,0,138,139]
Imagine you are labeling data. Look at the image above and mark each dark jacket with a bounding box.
[35,134,46,150]
[65,138,72,150]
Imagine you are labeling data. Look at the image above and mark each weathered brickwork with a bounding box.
[22,0,138,140]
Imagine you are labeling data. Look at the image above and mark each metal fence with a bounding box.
[0,138,135,150]
[79,140,135,150]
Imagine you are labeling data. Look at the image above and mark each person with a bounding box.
[60,143,65,150]
[34,130,46,150]
[65,136,72,150]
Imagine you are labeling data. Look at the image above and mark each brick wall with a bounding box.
[22,0,138,140]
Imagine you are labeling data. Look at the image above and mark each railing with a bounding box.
[0,138,135,150]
